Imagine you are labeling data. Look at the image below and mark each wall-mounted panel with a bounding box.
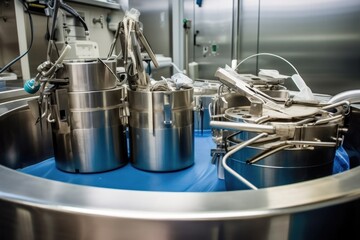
[237,0,260,75]
[258,0,360,94]
[193,0,233,80]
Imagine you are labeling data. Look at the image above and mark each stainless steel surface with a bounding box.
[129,0,172,79]
[0,0,22,78]
[193,82,219,131]
[328,90,360,104]
[213,92,250,116]
[211,120,275,134]
[0,98,53,169]
[194,95,214,131]
[212,115,339,190]
[58,59,117,91]
[210,67,345,190]
[237,0,259,74]
[222,132,268,190]
[0,88,29,103]
[51,87,128,173]
[255,0,360,95]
[192,0,234,80]
[226,145,335,190]
[0,98,360,239]
[128,88,194,172]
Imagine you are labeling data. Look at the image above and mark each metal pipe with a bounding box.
[210,120,275,133]
[314,114,343,125]
[222,133,268,190]
[247,144,291,164]
[42,45,71,77]
[322,100,350,110]
[327,90,360,104]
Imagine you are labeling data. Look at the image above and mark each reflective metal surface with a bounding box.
[226,145,335,190]
[210,67,348,190]
[256,0,360,94]
[57,59,118,91]
[51,87,128,173]
[128,88,194,172]
[129,0,172,79]
[193,81,219,132]
[0,98,53,169]
[0,88,28,103]
[193,0,234,80]
[0,98,360,239]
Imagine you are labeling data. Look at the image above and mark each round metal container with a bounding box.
[193,82,219,132]
[51,87,128,173]
[58,59,117,91]
[226,146,335,190]
[128,88,194,172]
[224,122,339,190]
[1,98,360,239]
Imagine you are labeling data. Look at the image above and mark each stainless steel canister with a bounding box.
[58,59,117,92]
[128,88,194,172]
[193,82,219,133]
[224,123,339,190]
[50,87,128,173]
[225,146,335,190]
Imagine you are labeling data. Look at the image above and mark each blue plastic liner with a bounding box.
[19,133,226,192]
[333,145,350,174]
[19,133,350,191]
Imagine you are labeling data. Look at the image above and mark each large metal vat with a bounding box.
[127,88,194,172]
[226,144,335,190]
[50,59,128,173]
[51,87,128,173]
[0,98,360,240]
[222,108,339,190]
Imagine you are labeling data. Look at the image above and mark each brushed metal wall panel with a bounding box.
[257,0,360,94]
[237,0,260,75]
[193,0,234,80]
[129,0,172,79]
[184,0,195,64]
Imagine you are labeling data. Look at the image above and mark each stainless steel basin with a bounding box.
[0,97,359,240]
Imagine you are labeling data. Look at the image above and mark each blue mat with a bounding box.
[19,132,226,192]
[19,131,350,192]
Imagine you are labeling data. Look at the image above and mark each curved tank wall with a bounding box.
[0,97,359,240]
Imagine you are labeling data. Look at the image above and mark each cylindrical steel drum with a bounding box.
[128,88,194,172]
[193,82,219,133]
[51,87,128,173]
[58,59,117,92]
[225,123,339,190]
[1,97,360,240]
[226,146,335,190]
